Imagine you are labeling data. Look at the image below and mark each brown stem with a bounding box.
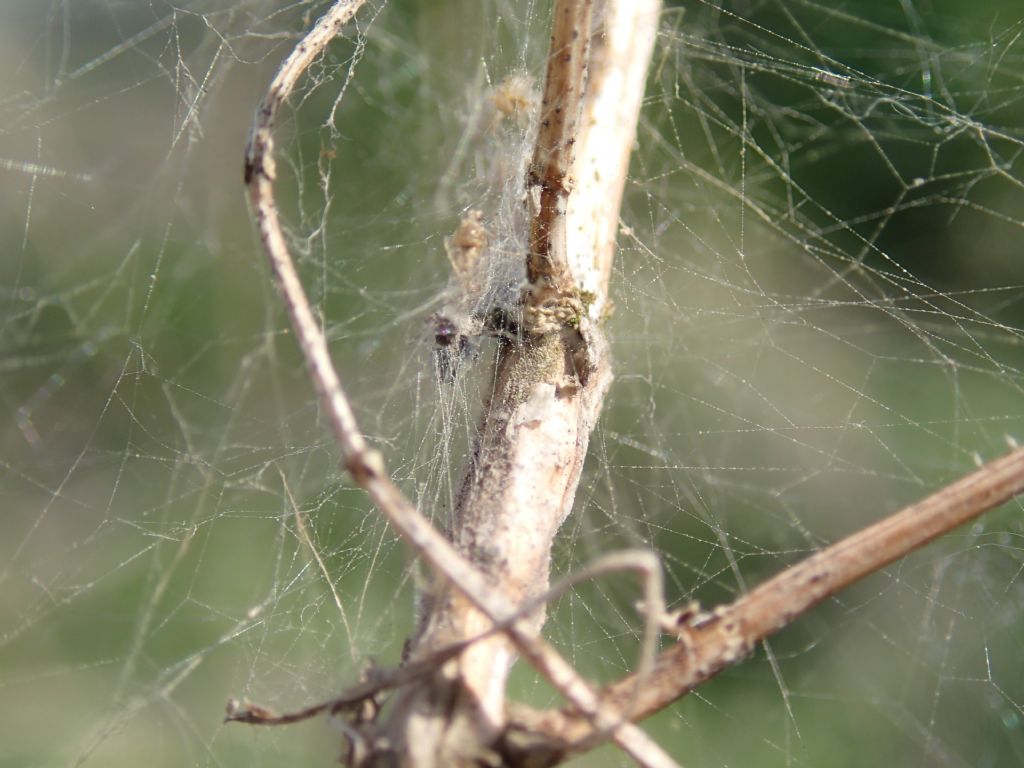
[504,446,1024,765]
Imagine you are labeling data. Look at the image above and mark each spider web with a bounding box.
[1,1,1023,766]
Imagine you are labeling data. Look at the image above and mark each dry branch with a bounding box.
[237,3,1024,768]
[504,445,1024,765]
[243,1,670,766]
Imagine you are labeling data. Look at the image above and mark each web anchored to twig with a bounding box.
[236,1,1024,767]
[242,1,670,766]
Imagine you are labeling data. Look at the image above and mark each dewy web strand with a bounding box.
[2,2,1024,768]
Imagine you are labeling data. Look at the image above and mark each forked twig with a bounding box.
[242,3,1024,767]
[225,642,472,727]
[243,2,675,767]
[225,548,666,726]
[505,445,1024,763]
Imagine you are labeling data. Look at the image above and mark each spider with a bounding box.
[431,311,481,382]
[430,210,523,382]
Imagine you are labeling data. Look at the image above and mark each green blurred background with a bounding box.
[2,1,1023,766]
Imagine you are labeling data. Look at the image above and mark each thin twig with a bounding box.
[225,642,472,726]
[246,0,502,629]
[505,446,1024,763]
[226,548,664,726]
[244,2,675,767]
[227,549,677,767]
[506,549,666,717]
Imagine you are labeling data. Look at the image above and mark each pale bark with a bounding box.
[383,1,661,764]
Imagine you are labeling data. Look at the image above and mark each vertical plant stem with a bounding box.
[245,1,668,764]
[393,0,662,762]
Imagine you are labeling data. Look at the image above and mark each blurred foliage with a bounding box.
[1,1,1023,767]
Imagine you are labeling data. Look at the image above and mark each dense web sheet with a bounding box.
[1,1,1023,766]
